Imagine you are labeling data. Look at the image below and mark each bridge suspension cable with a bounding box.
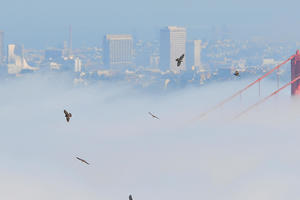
[234,75,300,119]
[193,54,296,121]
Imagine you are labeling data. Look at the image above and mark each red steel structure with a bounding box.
[193,54,296,121]
[291,50,300,95]
[235,75,300,119]
[233,50,300,118]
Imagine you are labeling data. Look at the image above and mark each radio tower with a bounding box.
[68,25,72,58]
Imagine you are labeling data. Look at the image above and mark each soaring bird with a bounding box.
[176,54,184,67]
[233,70,240,77]
[76,157,90,165]
[129,195,133,200]
[64,109,72,122]
[148,112,160,120]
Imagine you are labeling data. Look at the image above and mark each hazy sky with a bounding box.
[1,0,300,47]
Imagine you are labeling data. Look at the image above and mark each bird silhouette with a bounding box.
[176,54,184,67]
[76,157,90,165]
[233,70,240,77]
[64,109,72,122]
[148,112,160,120]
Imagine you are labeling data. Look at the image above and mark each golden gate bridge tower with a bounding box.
[291,50,300,95]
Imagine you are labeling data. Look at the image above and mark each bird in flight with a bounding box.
[148,112,160,120]
[176,54,184,67]
[76,157,90,165]
[64,109,72,122]
[233,70,240,77]
[129,195,133,200]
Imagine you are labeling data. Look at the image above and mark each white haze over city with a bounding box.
[1,74,300,200]
[2,0,300,47]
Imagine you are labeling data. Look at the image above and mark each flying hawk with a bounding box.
[233,70,240,77]
[76,157,90,165]
[64,109,72,122]
[148,112,160,120]
[176,54,184,67]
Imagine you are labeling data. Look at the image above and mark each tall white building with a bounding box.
[160,26,186,73]
[74,57,82,72]
[103,34,133,68]
[186,40,202,71]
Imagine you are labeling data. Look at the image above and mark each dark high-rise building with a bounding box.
[0,31,4,63]
[291,50,300,95]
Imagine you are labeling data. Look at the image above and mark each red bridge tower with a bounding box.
[291,50,300,95]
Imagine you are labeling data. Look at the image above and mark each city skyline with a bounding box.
[1,24,299,92]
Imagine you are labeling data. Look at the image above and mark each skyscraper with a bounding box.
[291,50,300,95]
[160,26,186,73]
[186,40,202,71]
[103,34,133,68]
[0,31,4,63]
[74,57,82,72]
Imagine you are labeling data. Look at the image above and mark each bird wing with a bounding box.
[76,157,89,165]
[82,159,90,165]
[64,110,68,115]
[76,157,81,161]
[180,54,184,60]
[66,117,70,122]
[129,195,133,200]
[149,112,159,119]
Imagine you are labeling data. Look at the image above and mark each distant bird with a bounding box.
[64,109,72,122]
[76,157,90,165]
[148,112,160,120]
[233,70,240,77]
[129,195,133,200]
[176,54,184,67]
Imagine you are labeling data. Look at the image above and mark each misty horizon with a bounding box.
[1,0,300,48]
